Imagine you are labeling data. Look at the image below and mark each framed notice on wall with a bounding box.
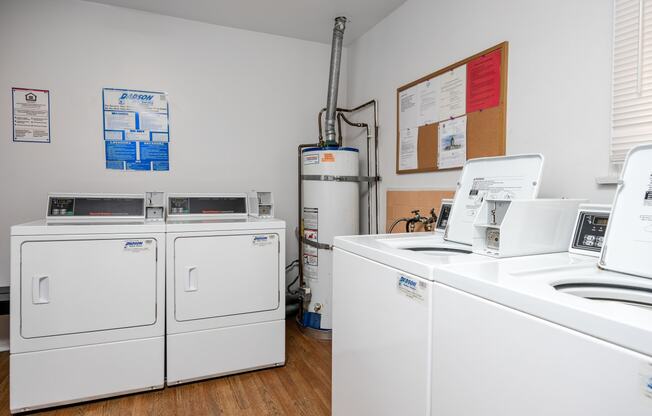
[396,42,508,174]
[12,87,51,143]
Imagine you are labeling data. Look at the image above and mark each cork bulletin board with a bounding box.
[396,42,508,174]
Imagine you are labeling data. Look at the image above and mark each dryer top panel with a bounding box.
[46,193,146,224]
[167,193,248,220]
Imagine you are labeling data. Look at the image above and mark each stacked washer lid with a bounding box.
[10,194,165,413]
[165,193,286,385]
[431,144,652,416]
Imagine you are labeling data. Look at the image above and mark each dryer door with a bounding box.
[174,233,280,322]
[20,238,158,338]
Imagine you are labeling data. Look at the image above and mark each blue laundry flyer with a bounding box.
[102,88,170,171]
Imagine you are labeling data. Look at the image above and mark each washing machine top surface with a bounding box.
[437,256,652,356]
[436,188,652,357]
[334,232,494,281]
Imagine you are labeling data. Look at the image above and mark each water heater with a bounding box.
[301,147,359,331]
[296,16,379,338]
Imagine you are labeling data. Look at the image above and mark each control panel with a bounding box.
[248,191,274,218]
[145,192,165,221]
[435,199,452,232]
[472,198,585,258]
[46,194,145,223]
[570,206,610,255]
[167,194,248,218]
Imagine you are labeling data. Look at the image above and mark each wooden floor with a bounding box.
[0,320,332,416]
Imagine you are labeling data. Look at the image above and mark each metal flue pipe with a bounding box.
[324,16,347,147]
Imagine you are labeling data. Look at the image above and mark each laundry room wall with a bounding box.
[346,0,616,231]
[0,0,346,288]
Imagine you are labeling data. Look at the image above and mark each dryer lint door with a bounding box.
[173,233,280,322]
[20,238,158,338]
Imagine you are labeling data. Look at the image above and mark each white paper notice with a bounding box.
[418,78,439,126]
[399,128,418,170]
[438,116,467,169]
[399,85,419,130]
[437,66,467,121]
[12,88,50,143]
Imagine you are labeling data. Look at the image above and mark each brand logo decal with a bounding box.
[119,93,154,103]
[124,241,144,248]
[398,276,417,289]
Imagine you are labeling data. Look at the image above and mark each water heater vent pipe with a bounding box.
[324,16,347,147]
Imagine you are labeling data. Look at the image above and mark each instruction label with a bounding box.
[397,274,427,302]
[466,175,529,218]
[12,88,50,143]
[304,154,319,165]
[303,207,319,280]
[103,88,170,171]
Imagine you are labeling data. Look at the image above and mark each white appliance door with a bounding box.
[432,283,652,416]
[20,238,158,338]
[174,233,279,322]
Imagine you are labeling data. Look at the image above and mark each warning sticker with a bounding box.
[468,176,527,200]
[303,207,318,230]
[396,274,427,302]
[303,207,319,280]
[321,153,335,163]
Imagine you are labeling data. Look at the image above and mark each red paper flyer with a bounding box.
[466,49,502,113]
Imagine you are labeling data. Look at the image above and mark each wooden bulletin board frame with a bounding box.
[396,42,509,174]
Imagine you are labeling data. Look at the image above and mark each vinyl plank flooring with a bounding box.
[0,320,331,416]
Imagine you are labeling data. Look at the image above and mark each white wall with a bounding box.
[0,0,345,286]
[347,0,616,230]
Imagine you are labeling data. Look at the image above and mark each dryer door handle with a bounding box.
[185,266,198,292]
[32,275,50,304]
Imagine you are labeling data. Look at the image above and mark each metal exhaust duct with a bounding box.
[324,16,347,147]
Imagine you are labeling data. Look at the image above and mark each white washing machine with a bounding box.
[165,193,286,385]
[10,194,165,413]
[432,145,652,415]
[332,154,551,416]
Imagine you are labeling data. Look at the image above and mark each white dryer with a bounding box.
[10,194,165,413]
[165,193,286,385]
[431,145,652,415]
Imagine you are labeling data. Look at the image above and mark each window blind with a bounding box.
[612,0,652,162]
